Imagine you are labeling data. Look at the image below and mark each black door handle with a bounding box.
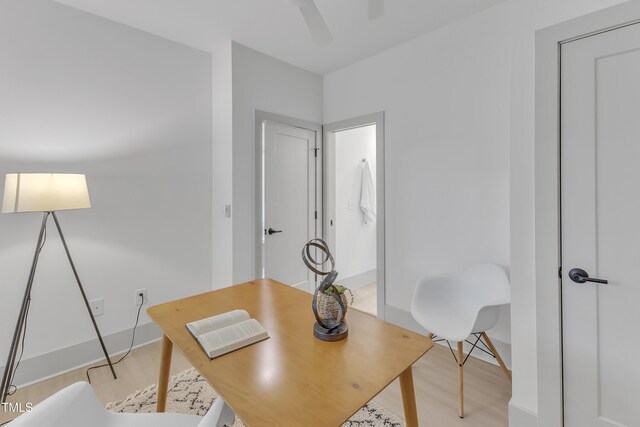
[568,268,608,284]
[267,228,282,235]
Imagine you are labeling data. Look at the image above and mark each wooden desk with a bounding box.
[147,279,432,426]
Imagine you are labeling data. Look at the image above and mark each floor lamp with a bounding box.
[0,173,116,404]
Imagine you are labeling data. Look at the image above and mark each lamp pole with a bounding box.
[51,212,116,379]
[0,212,117,404]
[0,212,49,403]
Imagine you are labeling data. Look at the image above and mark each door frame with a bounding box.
[535,3,640,426]
[323,112,385,319]
[255,110,323,281]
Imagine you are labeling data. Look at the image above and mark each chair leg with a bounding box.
[457,341,464,418]
[482,332,512,383]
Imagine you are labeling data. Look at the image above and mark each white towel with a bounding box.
[360,161,376,224]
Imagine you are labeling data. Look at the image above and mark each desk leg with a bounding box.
[156,335,173,412]
[399,366,420,427]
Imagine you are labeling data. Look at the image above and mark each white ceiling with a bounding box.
[53,0,505,75]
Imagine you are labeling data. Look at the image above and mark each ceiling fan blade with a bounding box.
[369,0,384,20]
[286,0,309,6]
[299,1,333,46]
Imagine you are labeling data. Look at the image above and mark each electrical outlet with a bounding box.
[90,298,104,317]
[135,288,147,306]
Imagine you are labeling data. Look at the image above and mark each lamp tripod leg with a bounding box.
[1,299,30,404]
[51,212,117,380]
[1,212,50,404]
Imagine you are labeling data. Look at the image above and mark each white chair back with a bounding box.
[6,381,234,427]
[197,396,236,427]
[7,382,107,427]
[410,263,510,342]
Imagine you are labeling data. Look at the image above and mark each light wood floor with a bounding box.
[0,342,191,425]
[351,282,377,316]
[1,334,510,426]
[349,283,510,426]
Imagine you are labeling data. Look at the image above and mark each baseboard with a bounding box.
[0,321,162,388]
[338,269,376,290]
[292,281,313,294]
[509,401,538,427]
[5,305,510,391]
[384,304,511,369]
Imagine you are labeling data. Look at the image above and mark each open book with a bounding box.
[186,309,269,359]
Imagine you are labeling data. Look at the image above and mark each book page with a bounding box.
[187,309,250,337]
[198,318,269,359]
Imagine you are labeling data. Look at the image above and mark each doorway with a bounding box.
[256,111,322,293]
[324,112,385,318]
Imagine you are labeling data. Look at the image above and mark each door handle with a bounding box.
[267,228,283,235]
[568,268,608,284]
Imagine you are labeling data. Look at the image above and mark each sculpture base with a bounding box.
[313,321,348,342]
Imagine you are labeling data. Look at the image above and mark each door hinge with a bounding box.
[314,147,320,157]
[558,266,562,279]
[315,211,317,220]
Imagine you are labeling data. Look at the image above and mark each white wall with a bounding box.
[334,125,377,285]
[324,3,511,344]
[231,42,323,283]
[325,2,634,420]
[212,38,234,289]
[0,0,213,380]
[507,0,628,420]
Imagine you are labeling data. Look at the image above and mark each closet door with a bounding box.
[561,22,640,427]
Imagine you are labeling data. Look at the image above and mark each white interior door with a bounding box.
[263,121,319,292]
[561,22,640,427]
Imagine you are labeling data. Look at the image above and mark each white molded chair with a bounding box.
[410,263,512,418]
[7,381,235,427]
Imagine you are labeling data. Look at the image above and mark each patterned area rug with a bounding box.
[106,368,405,426]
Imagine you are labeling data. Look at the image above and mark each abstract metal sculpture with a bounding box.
[302,239,348,341]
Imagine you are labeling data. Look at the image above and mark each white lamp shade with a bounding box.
[1,173,91,213]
